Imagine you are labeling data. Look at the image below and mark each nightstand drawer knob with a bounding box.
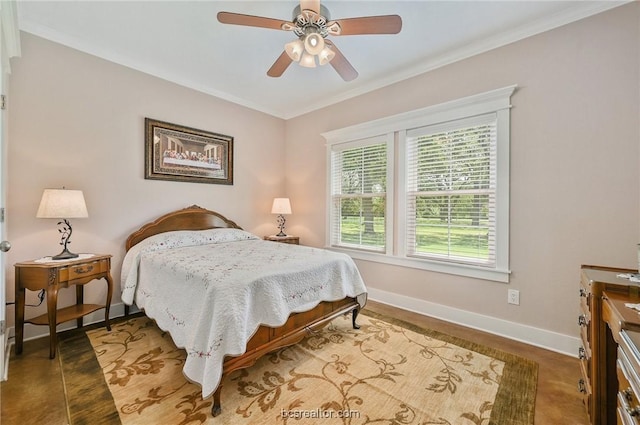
[0,240,11,252]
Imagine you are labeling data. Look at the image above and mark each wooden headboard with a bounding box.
[125,205,242,251]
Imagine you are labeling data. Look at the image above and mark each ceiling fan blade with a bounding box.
[300,0,320,13]
[325,41,358,82]
[217,12,290,31]
[334,15,402,35]
[267,51,294,78]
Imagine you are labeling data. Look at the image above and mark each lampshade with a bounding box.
[271,198,292,215]
[36,189,88,219]
[304,33,325,56]
[318,46,335,65]
[285,39,304,62]
[299,52,316,68]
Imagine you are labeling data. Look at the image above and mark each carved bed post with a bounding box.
[352,307,361,329]
[211,385,223,417]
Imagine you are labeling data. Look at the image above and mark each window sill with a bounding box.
[327,246,511,283]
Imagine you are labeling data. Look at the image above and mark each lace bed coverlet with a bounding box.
[120,228,367,398]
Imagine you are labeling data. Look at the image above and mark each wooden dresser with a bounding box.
[581,265,640,424]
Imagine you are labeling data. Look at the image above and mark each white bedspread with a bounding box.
[120,228,367,399]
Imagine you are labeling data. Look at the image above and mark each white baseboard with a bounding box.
[366,287,580,357]
[2,332,10,381]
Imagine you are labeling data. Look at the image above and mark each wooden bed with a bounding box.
[123,205,362,417]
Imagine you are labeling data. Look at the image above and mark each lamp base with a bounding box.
[51,248,79,261]
[275,214,287,237]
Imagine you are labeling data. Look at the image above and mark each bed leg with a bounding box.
[352,307,361,329]
[211,385,223,417]
[124,305,130,316]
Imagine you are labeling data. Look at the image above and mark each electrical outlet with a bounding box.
[508,289,520,305]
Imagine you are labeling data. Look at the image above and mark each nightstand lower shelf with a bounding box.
[25,303,106,326]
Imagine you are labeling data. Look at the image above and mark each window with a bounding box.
[329,137,390,252]
[406,114,497,267]
[324,86,514,282]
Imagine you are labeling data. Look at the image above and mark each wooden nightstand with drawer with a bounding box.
[14,254,113,359]
[264,235,300,245]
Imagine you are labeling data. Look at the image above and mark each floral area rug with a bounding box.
[58,310,537,425]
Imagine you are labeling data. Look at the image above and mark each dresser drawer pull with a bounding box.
[578,314,588,327]
[74,265,94,274]
[627,406,640,417]
[624,387,634,402]
[578,347,586,360]
[578,378,587,394]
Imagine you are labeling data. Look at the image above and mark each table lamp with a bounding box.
[271,198,292,237]
[36,188,88,260]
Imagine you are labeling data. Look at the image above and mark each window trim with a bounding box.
[323,85,516,283]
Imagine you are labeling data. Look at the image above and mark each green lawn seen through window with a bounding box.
[339,216,489,259]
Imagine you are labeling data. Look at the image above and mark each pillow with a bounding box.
[136,228,259,253]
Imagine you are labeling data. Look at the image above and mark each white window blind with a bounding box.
[406,113,497,267]
[330,140,387,252]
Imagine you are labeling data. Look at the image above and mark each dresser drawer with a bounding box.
[580,325,591,354]
[579,352,591,398]
[580,287,590,313]
[579,377,592,423]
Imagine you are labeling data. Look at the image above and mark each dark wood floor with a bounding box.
[0,300,588,425]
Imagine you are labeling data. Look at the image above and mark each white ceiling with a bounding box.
[17,0,628,119]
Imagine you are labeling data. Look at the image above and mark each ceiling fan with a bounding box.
[217,0,402,82]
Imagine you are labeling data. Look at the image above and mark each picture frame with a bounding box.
[145,118,233,185]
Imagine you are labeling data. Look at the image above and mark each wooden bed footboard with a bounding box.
[211,297,361,417]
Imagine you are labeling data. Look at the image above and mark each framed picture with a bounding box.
[145,118,233,185]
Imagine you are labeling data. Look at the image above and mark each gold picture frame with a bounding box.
[145,118,233,185]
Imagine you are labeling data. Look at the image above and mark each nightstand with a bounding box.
[14,254,113,359]
[264,235,300,245]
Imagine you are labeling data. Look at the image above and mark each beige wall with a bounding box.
[6,3,639,350]
[285,3,640,345]
[6,33,286,333]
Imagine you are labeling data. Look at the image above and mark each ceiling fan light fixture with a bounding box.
[299,52,316,68]
[318,46,335,66]
[304,32,325,56]
[285,39,304,62]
